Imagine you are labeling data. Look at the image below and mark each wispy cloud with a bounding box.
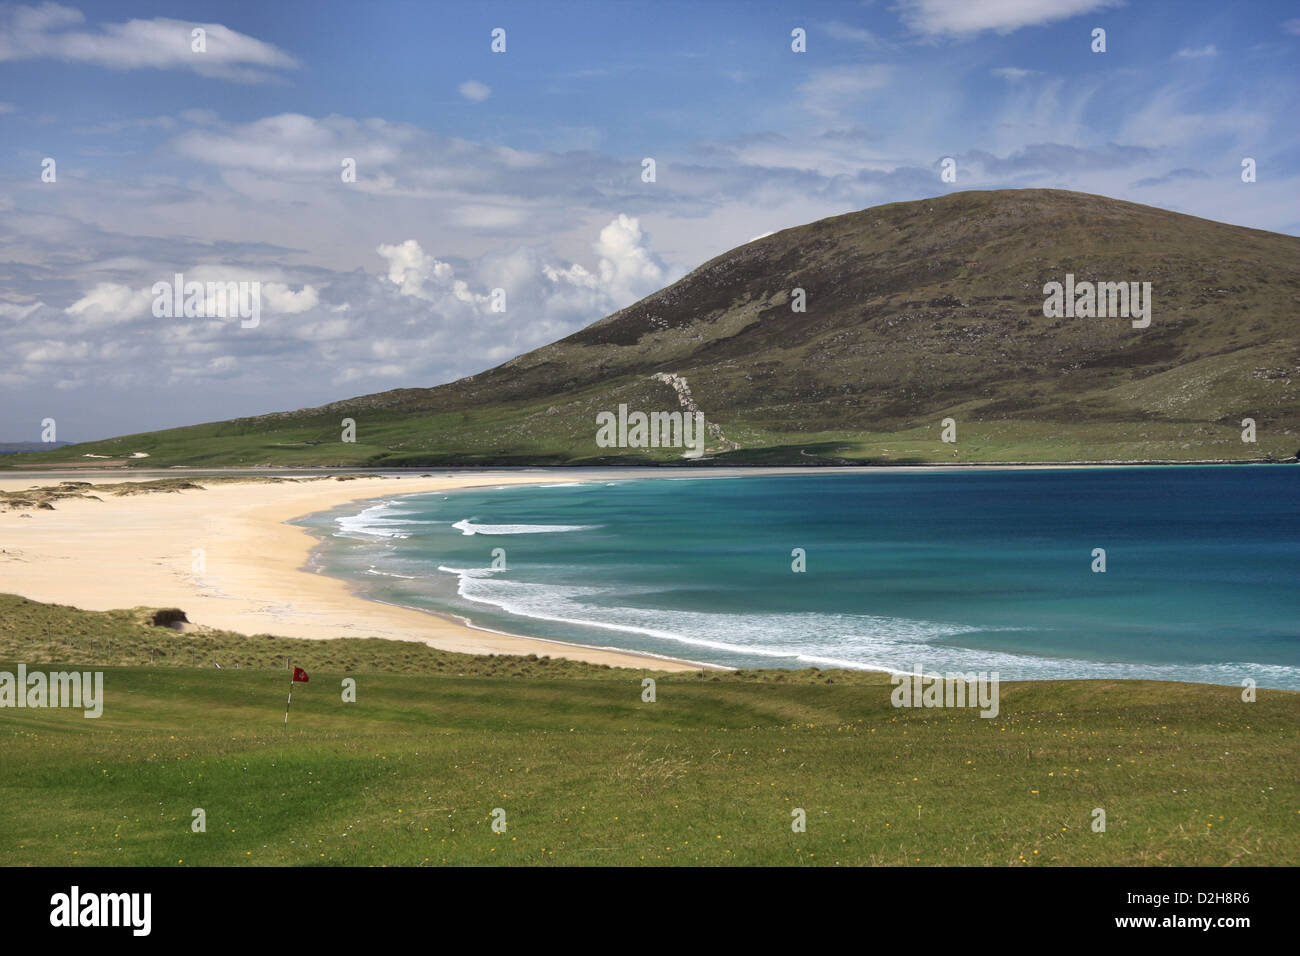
[458,79,491,102]
[0,2,299,82]
[894,0,1124,38]
[798,64,893,116]
[1132,167,1209,189]
[821,21,888,49]
[991,67,1038,81]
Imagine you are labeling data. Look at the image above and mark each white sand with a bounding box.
[0,473,706,672]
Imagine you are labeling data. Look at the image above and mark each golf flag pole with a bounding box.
[285,665,309,727]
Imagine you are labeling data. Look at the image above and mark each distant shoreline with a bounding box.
[1,457,1294,479]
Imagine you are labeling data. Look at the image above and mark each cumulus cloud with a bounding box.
[590,214,669,305]
[378,214,671,324]
[0,2,299,81]
[0,213,672,432]
[64,275,319,329]
[376,240,468,302]
[262,283,319,314]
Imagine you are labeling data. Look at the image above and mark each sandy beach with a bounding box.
[0,471,706,672]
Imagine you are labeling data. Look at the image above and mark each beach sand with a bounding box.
[0,472,705,672]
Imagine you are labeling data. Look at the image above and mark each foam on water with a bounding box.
[451,518,599,535]
[435,566,1300,685]
[335,501,412,538]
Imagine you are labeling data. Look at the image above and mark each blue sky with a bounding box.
[2,0,1298,440]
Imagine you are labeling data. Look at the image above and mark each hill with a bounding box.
[9,189,1299,467]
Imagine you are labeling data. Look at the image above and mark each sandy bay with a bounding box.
[0,469,717,672]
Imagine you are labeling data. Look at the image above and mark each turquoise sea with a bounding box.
[295,467,1300,688]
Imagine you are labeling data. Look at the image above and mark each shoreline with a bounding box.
[4,466,1295,685]
[3,455,1295,474]
[0,471,709,673]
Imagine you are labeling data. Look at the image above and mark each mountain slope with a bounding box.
[12,189,1300,467]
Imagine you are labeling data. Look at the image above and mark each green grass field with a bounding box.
[1,596,1297,866]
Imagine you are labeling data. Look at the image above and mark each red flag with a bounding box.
[291,666,309,683]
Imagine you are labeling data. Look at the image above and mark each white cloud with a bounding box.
[893,0,1124,38]
[262,283,319,314]
[1284,19,1300,36]
[458,80,491,102]
[590,214,669,306]
[0,3,299,82]
[822,21,887,48]
[799,65,893,116]
[0,101,14,114]
[174,114,395,174]
[1176,45,1218,58]
[64,282,151,323]
[376,240,458,300]
[0,301,43,319]
[378,214,670,326]
[1118,89,1269,149]
[21,339,91,364]
[992,67,1037,80]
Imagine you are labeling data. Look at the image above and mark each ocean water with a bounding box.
[295,467,1300,688]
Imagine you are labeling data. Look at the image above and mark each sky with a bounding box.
[1,0,1298,441]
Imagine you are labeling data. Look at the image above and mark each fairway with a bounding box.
[3,655,1296,867]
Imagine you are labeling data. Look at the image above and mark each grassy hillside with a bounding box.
[7,189,1299,468]
[1,595,1296,866]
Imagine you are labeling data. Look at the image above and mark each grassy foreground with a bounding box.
[1,597,1297,866]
